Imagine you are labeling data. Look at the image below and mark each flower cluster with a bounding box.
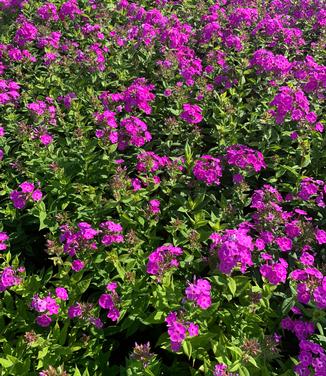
[146,244,183,279]
[59,222,98,258]
[118,116,152,150]
[210,227,254,275]
[59,0,82,21]
[295,339,326,376]
[27,97,57,126]
[250,49,292,76]
[298,178,325,207]
[260,258,288,285]
[0,266,23,292]
[10,181,42,209]
[193,155,222,186]
[0,79,20,105]
[107,78,155,115]
[99,221,124,246]
[185,278,212,309]
[281,317,326,375]
[213,363,228,376]
[148,199,160,215]
[98,282,120,322]
[225,144,266,178]
[0,232,9,251]
[31,293,61,327]
[269,86,319,128]
[14,21,38,47]
[290,268,325,309]
[94,110,118,143]
[165,312,198,352]
[180,103,203,124]
[37,3,59,22]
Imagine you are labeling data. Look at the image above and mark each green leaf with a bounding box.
[0,358,13,368]
[182,340,192,359]
[228,278,237,296]
[74,367,82,376]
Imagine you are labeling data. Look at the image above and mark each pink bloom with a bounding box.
[180,103,203,124]
[315,229,326,244]
[40,134,53,145]
[20,181,35,193]
[36,314,52,327]
[55,287,68,300]
[71,259,85,272]
[32,190,43,202]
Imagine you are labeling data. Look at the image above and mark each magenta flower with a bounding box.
[68,304,83,319]
[55,287,68,301]
[36,314,52,327]
[315,229,326,244]
[71,259,85,272]
[180,103,203,124]
[185,278,212,309]
[193,155,222,186]
[40,134,53,145]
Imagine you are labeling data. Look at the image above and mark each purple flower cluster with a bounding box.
[213,363,227,376]
[260,257,288,285]
[295,340,326,376]
[99,221,124,246]
[94,110,118,143]
[14,21,38,47]
[250,49,292,76]
[281,317,326,375]
[180,103,203,124]
[298,178,325,207]
[185,278,212,309]
[0,266,23,292]
[269,86,318,127]
[292,55,326,98]
[107,78,155,115]
[59,0,82,21]
[225,144,266,173]
[98,282,120,322]
[0,232,9,251]
[149,199,160,215]
[118,116,152,150]
[0,79,20,105]
[146,244,183,279]
[210,227,254,275]
[31,293,61,327]
[281,317,314,341]
[57,92,76,109]
[290,268,325,309]
[10,181,42,209]
[60,222,98,257]
[37,3,59,22]
[193,155,222,186]
[165,311,198,352]
[228,7,258,28]
[27,97,57,126]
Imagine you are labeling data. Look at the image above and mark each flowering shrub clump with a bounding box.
[0,0,325,375]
